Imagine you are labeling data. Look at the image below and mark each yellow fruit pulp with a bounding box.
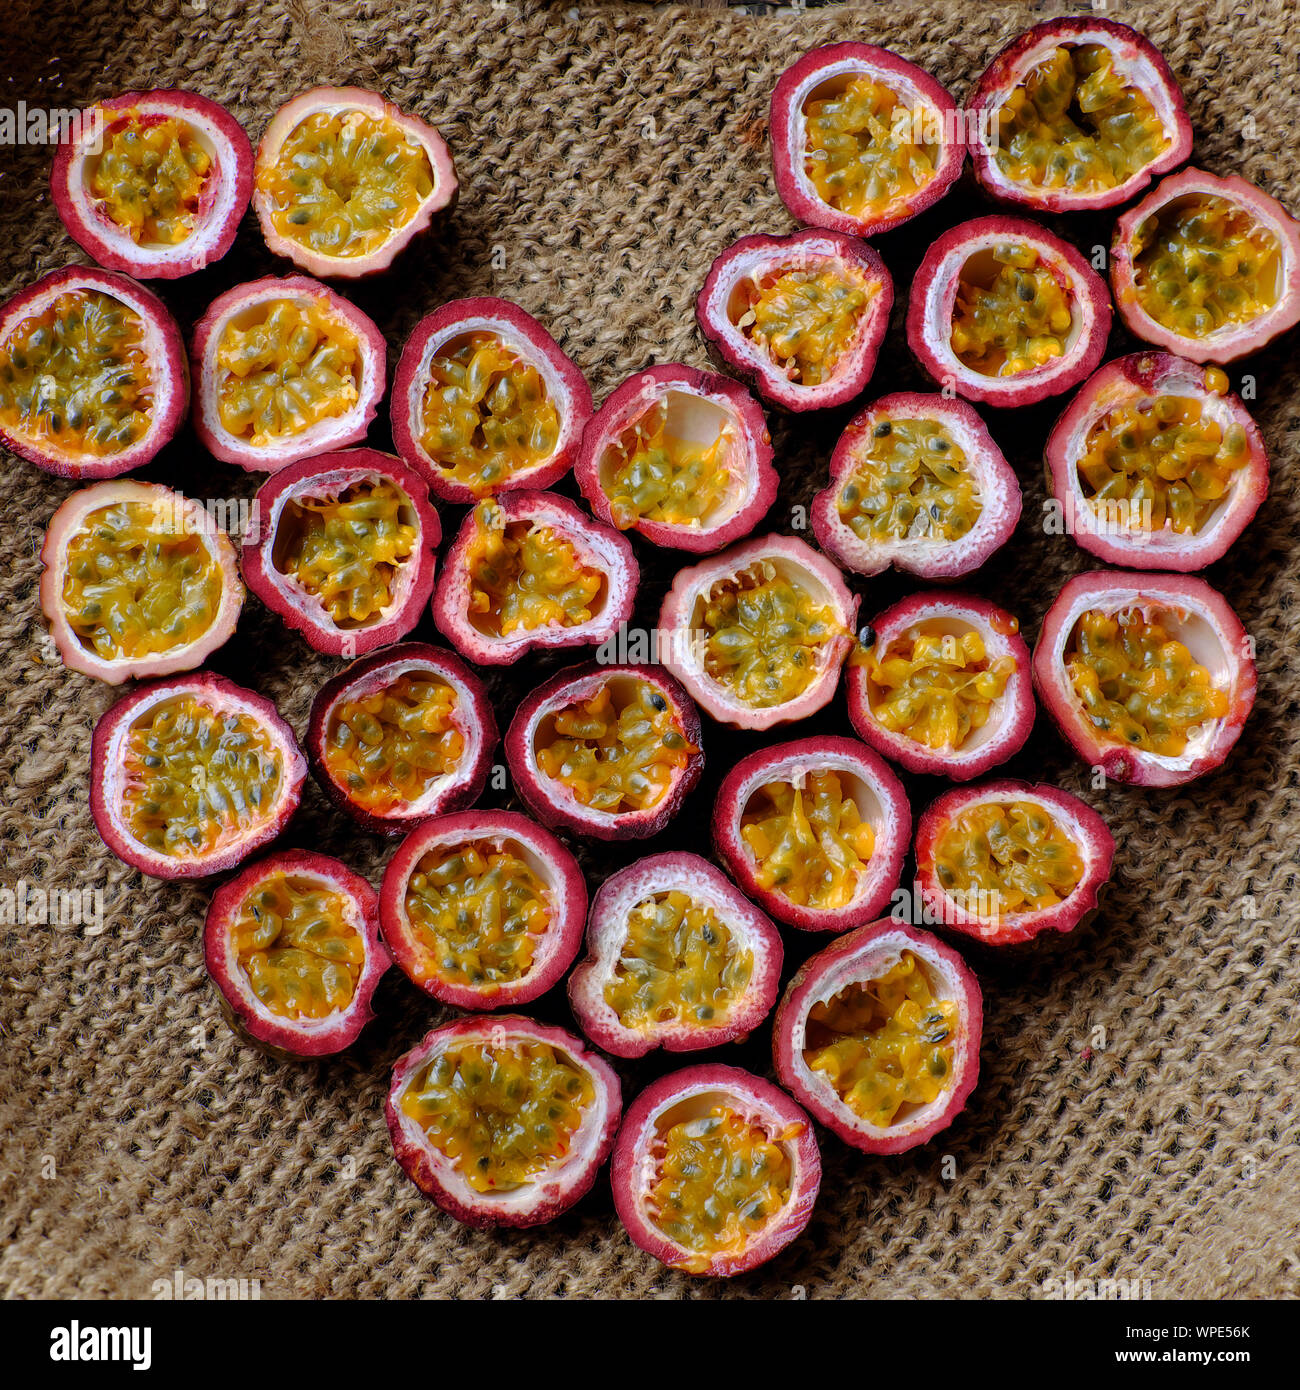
[88,111,211,244]
[734,262,872,385]
[952,242,1074,376]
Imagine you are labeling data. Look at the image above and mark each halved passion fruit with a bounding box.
[379,810,585,1011]
[694,230,893,412]
[39,479,243,684]
[253,86,457,279]
[769,42,965,238]
[658,534,858,730]
[772,919,982,1155]
[1045,353,1268,570]
[907,216,1112,407]
[1032,569,1256,786]
[191,274,385,471]
[965,18,1191,214]
[392,296,592,503]
[1110,167,1300,364]
[203,850,389,1057]
[0,266,187,479]
[712,736,910,934]
[90,671,307,880]
[241,449,440,657]
[307,643,496,834]
[575,365,777,552]
[846,591,1034,780]
[505,662,703,841]
[432,490,637,666]
[812,392,1022,580]
[914,780,1115,949]
[568,853,782,1059]
[386,1014,620,1228]
[51,89,253,278]
[612,1064,820,1277]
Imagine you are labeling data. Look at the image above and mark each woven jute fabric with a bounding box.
[1,0,1296,1300]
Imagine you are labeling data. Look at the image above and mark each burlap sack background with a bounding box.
[0,0,1295,1300]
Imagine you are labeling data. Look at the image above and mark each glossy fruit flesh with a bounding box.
[215,296,360,449]
[648,1103,794,1260]
[230,870,363,1020]
[256,108,433,263]
[1131,195,1281,342]
[121,692,285,864]
[952,243,1073,376]
[933,800,1084,917]
[419,331,560,496]
[733,261,871,386]
[398,1039,593,1193]
[0,290,152,460]
[741,772,875,911]
[604,891,753,1031]
[802,75,938,219]
[323,673,464,814]
[535,677,697,816]
[837,416,981,543]
[59,499,222,663]
[804,950,958,1128]
[992,43,1170,198]
[1065,606,1229,757]
[87,112,211,245]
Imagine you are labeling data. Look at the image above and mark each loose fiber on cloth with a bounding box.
[0,0,1296,1300]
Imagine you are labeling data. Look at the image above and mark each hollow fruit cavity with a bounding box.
[61,500,222,661]
[732,262,870,384]
[403,839,550,988]
[121,693,285,861]
[838,417,981,542]
[1131,195,1281,339]
[804,951,957,1126]
[399,1039,593,1192]
[272,476,416,628]
[0,290,153,457]
[324,673,464,812]
[534,680,696,815]
[933,800,1084,917]
[952,243,1073,376]
[741,772,875,910]
[1065,606,1229,755]
[231,872,362,1020]
[993,44,1169,195]
[258,109,433,260]
[87,112,211,245]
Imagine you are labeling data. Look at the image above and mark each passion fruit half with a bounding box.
[769,42,965,238]
[1045,353,1268,570]
[966,18,1192,214]
[1110,167,1300,364]
[0,266,187,479]
[658,534,858,730]
[307,643,497,834]
[612,1064,820,1276]
[773,919,982,1155]
[812,392,1022,580]
[713,735,910,934]
[386,1014,621,1229]
[204,850,389,1057]
[1032,569,1256,787]
[914,780,1115,949]
[392,296,592,503]
[39,479,243,684]
[52,89,253,279]
[575,365,777,552]
[695,230,893,412]
[846,591,1034,780]
[90,671,307,880]
[253,86,457,279]
[191,274,385,471]
[380,810,585,1011]
[241,449,440,657]
[568,853,782,1059]
[907,215,1112,407]
[505,662,703,841]
[432,490,637,666]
